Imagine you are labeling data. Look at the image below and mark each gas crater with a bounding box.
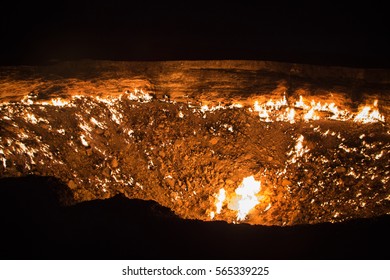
[1,60,389,226]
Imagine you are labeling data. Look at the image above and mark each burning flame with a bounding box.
[287,107,296,124]
[295,95,309,109]
[253,101,271,122]
[50,98,70,107]
[10,91,388,125]
[303,108,319,122]
[211,176,262,221]
[210,188,226,220]
[228,176,261,221]
[215,188,226,214]
[354,100,385,123]
[294,135,306,158]
[253,96,385,124]
[17,88,154,109]
[254,96,288,122]
[287,134,310,163]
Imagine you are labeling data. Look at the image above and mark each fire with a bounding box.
[287,107,296,124]
[287,134,310,163]
[354,100,385,123]
[215,188,226,214]
[12,91,388,126]
[294,135,306,157]
[2,86,389,225]
[209,188,226,220]
[25,113,38,124]
[211,176,262,221]
[228,176,261,221]
[266,96,288,109]
[39,97,74,107]
[252,95,385,123]
[254,101,272,122]
[50,98,70,107]
[16,88,154,109]
[295,95,309,109]
[127,88,154,102]
[303,108,319,121]
[80,135,89,147]
[253,96,288,122]
[276,107,296,123]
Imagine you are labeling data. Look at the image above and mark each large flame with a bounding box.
[354,100,385,123]
[228,176,261,221]
[211,176,262,222]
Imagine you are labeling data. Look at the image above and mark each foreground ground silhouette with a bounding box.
[0,176,389,260]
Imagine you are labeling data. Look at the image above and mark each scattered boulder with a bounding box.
[209,137,219,145]
[103,167,111,177]
[111,158,119,168]
[225,179,235,185]
[86,149,93,156]
[282,179,292,187]
[68,180,77,190]
[166,178,175,188]
[335,166,346,174]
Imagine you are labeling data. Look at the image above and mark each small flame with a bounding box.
[215,188,226,214]
[288,134,310,163]
[254,96,289,122]
[287,107,295,123]
[26,113,38,124]
[80,135,89,147]
[200,104,210,113]
[303,108,319,121]
[295,135,305,157]
[228,176,261,221]
[254,101,272,122]
[295,96,309,109]
[51,98,69,107]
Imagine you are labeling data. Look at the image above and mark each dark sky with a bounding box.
[1,1,389,67]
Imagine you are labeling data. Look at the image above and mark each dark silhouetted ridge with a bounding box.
[0,176,389,259]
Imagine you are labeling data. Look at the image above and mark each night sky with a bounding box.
[1,1,389,67]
